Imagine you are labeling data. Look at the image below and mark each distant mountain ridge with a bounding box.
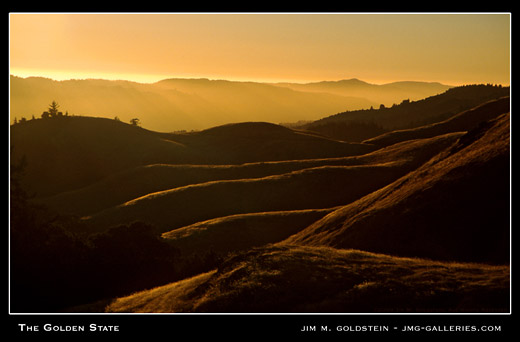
[273,78,452,105]
[10,75,453,132]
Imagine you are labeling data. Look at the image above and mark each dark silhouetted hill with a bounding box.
[11,117,373,198]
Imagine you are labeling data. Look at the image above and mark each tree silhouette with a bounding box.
[48,101,60,117]
[130,118,141,126]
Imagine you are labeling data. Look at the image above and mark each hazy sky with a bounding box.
[9,13,511,85]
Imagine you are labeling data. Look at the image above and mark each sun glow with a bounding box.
[9,13,510,86]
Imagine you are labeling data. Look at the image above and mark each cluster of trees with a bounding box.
[10,156,221,312]
[12,101,69,124]
[13,101,142,127]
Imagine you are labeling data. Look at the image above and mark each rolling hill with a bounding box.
[40,130,461,217]
[284,112,511,265]
[11,117,372,198]
[103,102,511,314]
[83,129,463,233]
[9,80,511,314]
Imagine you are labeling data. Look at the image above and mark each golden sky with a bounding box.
[9,13,511,85]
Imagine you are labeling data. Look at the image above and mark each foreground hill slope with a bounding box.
[105,245,510,313]
[11,118,372,198]
[284,113,511,264]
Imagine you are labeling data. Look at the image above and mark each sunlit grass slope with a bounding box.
[284,113,510,265]
[105,245,509,313]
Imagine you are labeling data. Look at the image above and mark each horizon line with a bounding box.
[11,72,495,87]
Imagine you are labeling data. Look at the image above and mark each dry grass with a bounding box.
[105,271,217,313]
[105,245,510,313]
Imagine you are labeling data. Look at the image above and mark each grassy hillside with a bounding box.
[285,113,510,264]
[10,82,510,314]
[105,245,510,313]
